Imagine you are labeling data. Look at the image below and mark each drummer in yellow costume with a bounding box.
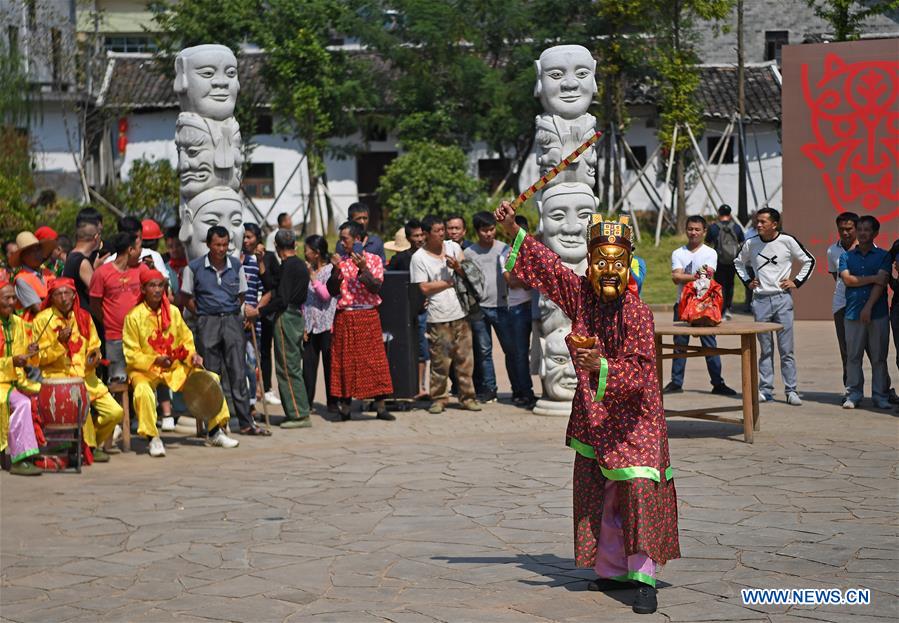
[0,281,42,476]
[122,270,238,457]
[33,278,123,462]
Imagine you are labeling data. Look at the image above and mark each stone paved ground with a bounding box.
[1,319,897,623]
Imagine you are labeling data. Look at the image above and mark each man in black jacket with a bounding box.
[269,229,312,428]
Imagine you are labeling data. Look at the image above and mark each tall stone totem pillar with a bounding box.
[531,44,599,416]
[174,44,246,259]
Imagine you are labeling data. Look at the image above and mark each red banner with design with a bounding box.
[782,39,898,320]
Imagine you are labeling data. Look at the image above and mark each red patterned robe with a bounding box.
[510,234,680,569]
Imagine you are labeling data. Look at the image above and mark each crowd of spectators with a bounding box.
[1,202,896,474]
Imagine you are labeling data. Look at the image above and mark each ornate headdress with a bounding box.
[588,214,634,252]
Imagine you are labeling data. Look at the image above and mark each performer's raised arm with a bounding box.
[495,200,581,320]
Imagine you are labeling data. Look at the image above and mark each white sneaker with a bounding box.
[842,399,856,409]
[112,424,123,446]
[759,392,772,403]
[264,391,282,406]
[786,391,802,406]
[148,436,166,457]
[207,429,239,449]
[161,416,176,432]
[724,311,733,321]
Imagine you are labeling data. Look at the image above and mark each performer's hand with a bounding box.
[154,355,173,369]
[494,200,520,237]
[245,304,259,319]
[574,347,604,371]
[749,278,760,290]
[86,350,100,367]
[57,326,72,344]
[12,354,28,368]
[351,252,366,270]
[331,253,341,269]
[191,354,204,367]
[26,342,38,356]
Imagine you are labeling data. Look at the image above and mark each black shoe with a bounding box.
[662,382,682,394]
[376,411,396,421]
[478,391,498,404]
[587,578,635,592]
[632,585,657,614]
[711,383,737,396]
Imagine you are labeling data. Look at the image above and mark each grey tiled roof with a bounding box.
[100,52,269,110]
[623,63,781,123]
[101,54,781,123]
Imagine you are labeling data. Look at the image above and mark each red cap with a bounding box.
[35,226,58,241]
[141,219,163,240]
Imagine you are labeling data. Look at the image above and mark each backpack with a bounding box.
[454,258,485,321]
[716,222,741,264]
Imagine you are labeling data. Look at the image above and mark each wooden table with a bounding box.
[654,321,782,443]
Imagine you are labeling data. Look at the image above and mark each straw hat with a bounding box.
[8,231,58,268]
[384,227,411,252]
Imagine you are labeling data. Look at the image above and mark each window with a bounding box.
[26,0,36,31]
[51,28,61,86]
[104,36,158,53]
[478,158,508,194]
[242,163,275,198]
[7,26,18,54]
[624,145,647,171]
[707,135,734,164]
[764,31,789,64]
[255,113,273,135]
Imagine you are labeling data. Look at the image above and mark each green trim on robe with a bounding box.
[503,228,527,272]
[610,571,656,587]
[567,437,674,483]
[593,357,608,402]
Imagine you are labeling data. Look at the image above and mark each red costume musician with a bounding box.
[496,200,679,615]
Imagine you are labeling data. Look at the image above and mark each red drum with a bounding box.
[38,377,90,430]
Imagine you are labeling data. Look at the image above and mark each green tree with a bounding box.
[0,39,35,234]
[805,0,899,41]
[377,142,486,230]
[114,159,179,221]
[592,0,648,209]
[645,0,733,232]
[254,0,379,234]
[351,0,597,196]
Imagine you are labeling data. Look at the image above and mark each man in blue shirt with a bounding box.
[838,215,892,410]
[181,226,265,441]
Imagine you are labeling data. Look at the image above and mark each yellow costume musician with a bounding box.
[0,284,42,475]
[122,270,230,440]
[33,278,124,449]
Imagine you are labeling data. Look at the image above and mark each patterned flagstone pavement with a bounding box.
[1,319,897,622]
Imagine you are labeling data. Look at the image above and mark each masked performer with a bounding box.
[496,201,678,615]
[34,278,124,462]
[123,270,237,456]
[0,282,42,475]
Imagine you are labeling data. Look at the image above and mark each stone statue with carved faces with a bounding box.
[533,44,598,189]
[180,186,246,259]
[174,44,249,259]
[531,182,597,415]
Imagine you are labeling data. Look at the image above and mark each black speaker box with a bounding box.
[379,271,424,399]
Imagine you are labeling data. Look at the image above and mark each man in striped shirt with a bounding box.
[735,208,816,406]
[241,226,266,431]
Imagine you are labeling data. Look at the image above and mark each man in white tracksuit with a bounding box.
[735,208,816,406]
